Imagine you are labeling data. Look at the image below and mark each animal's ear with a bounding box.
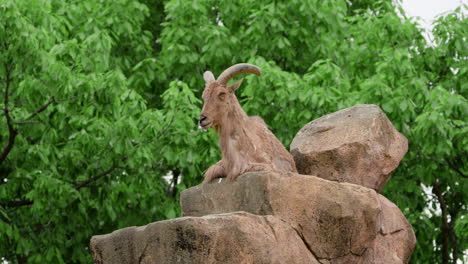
[203,71,215,83]
[229,78,244,92]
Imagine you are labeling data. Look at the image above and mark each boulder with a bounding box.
[290,104,408,192]
[181,171,381,260]
[316,195,417,264]
[90,212,318,264]
[90,104,416,264]
[363,195,416,264]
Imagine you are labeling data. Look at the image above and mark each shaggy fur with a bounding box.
[199,63,297,183]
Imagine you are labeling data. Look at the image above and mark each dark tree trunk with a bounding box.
[172,169,180,198]
[433,182,450,264]
[449,210,458,262]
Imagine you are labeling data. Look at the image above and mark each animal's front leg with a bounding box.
[203,161,226,183]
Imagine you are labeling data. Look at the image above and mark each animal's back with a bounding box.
[249,118,298,173]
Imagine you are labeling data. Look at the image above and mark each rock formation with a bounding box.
[181,172,381,261]
[91,212,317,264]
[90,104,416,264]
[290,104,408,192]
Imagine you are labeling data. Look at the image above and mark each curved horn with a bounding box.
[217,63,261,85]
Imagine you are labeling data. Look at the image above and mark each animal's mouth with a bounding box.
[198,115,212,131]
[198,120,212,130]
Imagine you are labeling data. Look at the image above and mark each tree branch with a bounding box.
[74,163,118,190]
[25,96,55,120]
[3,199,34,207]
[425,154,467,179]
[0,62,18,166]
[2,163,119,208]
[445,158,467,179]
[16,120,42,125]
[433,181,450,264]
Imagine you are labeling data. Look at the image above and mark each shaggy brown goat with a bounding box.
[199,63,297,183]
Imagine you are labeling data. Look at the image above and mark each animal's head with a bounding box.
[198,63,261,130]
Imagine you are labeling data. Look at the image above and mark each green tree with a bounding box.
[1,0,466,263]
[0,0,209,262]
[156,1,467,262]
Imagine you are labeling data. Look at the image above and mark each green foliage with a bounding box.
[0,0,466,263]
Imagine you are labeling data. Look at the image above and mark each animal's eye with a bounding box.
[218,92,226,100]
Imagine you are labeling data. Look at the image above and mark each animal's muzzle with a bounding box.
[198,115,207,124]
[198,115,209,128]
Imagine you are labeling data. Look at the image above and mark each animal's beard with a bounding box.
[198,124,208,132]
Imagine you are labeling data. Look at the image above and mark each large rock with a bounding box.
[290,104,408,192]
[90,104,416,264]
[90,212,318,264]
[363,195,416,264]
[181,172,381,260]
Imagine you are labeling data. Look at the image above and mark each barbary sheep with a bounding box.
[198,63,297,183]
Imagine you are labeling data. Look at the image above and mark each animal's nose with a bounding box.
[198,115,207,123]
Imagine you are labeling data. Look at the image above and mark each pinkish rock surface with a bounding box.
[363,195,416,264]
[90,104,416,264]
[290,104,408,193]
[90,212,318,264]
[181,171,381,260]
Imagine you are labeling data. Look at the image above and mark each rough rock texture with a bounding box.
[90,104,416,264]
[181,172,381,260]
[90,212,318,264]
[363,195,417,264]
[290,104,408,192]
